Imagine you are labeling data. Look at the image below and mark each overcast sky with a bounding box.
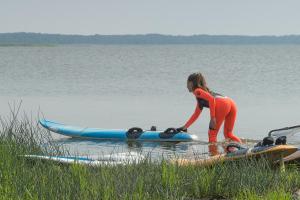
[1,0,300,35]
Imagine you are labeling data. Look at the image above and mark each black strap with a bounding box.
[126,127,143,139]
[163,128,178,135]
[159,127,179,139]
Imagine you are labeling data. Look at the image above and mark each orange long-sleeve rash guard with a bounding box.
[184,88,216,128]
[184,103,202,128]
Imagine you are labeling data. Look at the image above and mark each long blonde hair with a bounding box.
[187,72,210,92]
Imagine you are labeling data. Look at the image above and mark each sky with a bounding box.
[1,0,300,35]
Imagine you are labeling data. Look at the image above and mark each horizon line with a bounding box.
[1,32,300,37]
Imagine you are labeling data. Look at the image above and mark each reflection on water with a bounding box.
[49,133,300,161]
[51,137,210,160]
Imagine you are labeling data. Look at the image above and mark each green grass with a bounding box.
[0,111,299,199]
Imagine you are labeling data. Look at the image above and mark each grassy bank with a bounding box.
[0,113,299,199]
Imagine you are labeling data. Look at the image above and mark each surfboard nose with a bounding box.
[39,119,48,128]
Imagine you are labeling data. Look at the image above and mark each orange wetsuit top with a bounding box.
[184,88,220,128]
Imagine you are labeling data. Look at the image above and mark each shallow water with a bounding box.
[1,45,300,158]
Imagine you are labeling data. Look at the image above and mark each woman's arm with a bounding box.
[184,103,202,128]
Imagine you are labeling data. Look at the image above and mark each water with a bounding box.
[1,45,300,159]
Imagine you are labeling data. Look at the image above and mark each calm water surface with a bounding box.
[1,45,300,159]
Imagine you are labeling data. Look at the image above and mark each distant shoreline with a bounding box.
[0,43,56,47]
[2,32,300,45]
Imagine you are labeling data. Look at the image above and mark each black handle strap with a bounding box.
[163,128,178,135]
[126,127,143,139]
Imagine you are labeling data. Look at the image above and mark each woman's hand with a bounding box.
[209,118,217,130]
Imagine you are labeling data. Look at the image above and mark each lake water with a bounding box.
[1,45,300,159]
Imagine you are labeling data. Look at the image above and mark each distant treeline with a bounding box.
[1,32,300,45]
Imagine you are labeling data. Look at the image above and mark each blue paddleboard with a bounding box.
[39,119,198,142]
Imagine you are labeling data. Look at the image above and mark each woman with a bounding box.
[178,72,241,143]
